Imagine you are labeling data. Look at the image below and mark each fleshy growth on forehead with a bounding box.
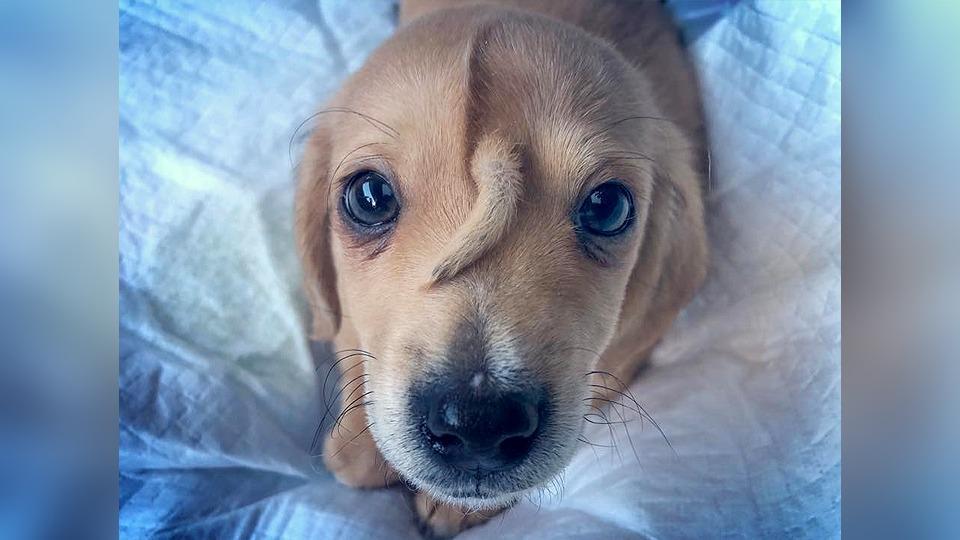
[430,135,522,283]
[428,18,524,285]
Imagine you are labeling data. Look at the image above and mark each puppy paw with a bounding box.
[414,491,502,538]
[323,427,399,488]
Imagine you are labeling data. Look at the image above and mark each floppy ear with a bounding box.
[601,160,708,377]
[295,123,341,341]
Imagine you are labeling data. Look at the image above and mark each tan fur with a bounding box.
[415,491,494,537]
[431,135,522,283]
[295,0,708,536]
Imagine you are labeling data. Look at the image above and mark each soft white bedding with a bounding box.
[119,0,840,537]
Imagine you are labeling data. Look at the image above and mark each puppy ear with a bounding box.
[646,168,709,322]
[295,123,341,341]
[608,164,708,368]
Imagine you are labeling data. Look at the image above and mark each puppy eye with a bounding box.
[577,181,634,236]
[342,170,399,227]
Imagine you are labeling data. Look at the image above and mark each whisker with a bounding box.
[335,375,370,411]
[586,395,649,422]
[586,371,677,457]
[607,395,643,468]
[318,357,368,420]
[334,394,375,437]
[328,422,375,459]
[309,421,325,456]
[318,352,372,392]
[319,373,369,431]
[586,396,623,464]
[318,355,367,400]
[583,414,632,426]
[289,107,399,170]
[578,435,614,449]
[332,141,380,168]
[332,348,375,355]
[310,351,374,453]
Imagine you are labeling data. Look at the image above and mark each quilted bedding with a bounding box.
[119,0,840,537]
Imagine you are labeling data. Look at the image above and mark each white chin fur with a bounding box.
[406,476,524,510]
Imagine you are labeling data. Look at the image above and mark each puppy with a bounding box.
[295,0,708,536]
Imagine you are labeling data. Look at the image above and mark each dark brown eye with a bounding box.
[342,171,399,227]
[577,181,634,236]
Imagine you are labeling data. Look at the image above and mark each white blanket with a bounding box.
[119,0,840,537]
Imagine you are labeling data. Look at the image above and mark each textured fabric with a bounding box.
[119,0,840,537]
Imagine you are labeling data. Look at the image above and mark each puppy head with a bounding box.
[296,8,707,508]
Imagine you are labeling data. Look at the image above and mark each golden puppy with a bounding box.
[295,0,708,536]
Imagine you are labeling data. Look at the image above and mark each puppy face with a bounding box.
[297,10,706,508]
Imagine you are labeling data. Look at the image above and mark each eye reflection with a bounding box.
[577,181,634,236]
[343,170,399,227]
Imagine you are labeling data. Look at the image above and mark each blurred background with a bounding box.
[0,1,117,539]
[843,1,960,538]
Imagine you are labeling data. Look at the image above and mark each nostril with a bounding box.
[424,416,466,455]
[434,433,463,452]
[498,434,535,463]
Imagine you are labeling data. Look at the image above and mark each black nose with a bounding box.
[418,386,542,471]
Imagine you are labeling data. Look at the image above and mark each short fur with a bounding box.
[295,0,708,536]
